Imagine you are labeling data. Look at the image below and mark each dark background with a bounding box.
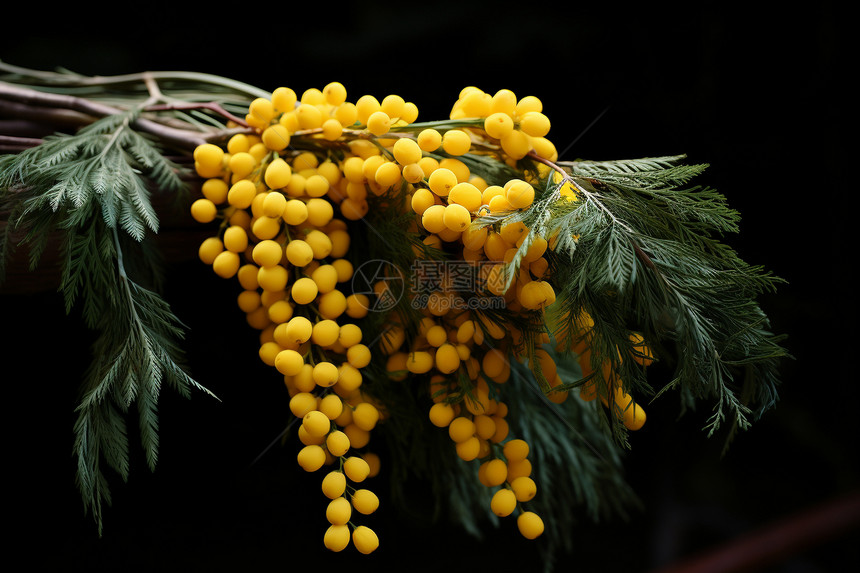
[1,2,855,572]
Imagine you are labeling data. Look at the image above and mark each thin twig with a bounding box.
[0,81,212,150]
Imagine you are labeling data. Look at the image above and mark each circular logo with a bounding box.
[351,259,405,312]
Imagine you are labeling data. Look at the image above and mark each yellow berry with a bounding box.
[296,444,326,472]
[304,229,333,259]
[226,133,250,155]
[326,430,351,457]
[402,162,425,184]
[503,438,530,462]
[285,240,313,267]
[323,81,347,106]
[264,158,292,190]
[304,174,330,198]
[506,179,535,209]
[455,435,481,461]
[406,350,435,374]
[281,200,307,227]
[352,525,379,555]
[323,524,350,552]
[434,343,461,374]
[267,299,293,324]
[346,343,371,369]
[295,103,323,130]
[237,290,261,314]
[306,197,334,227]
[355,94,382,124]
[458,88,491,117]
[428,167,458,197]
[313,361,340,388]
[229,152,257,180]
[490,488,517,517]
[223,225,249,254]
[251,240,282,268]
[326,496,352,525]
[484,112,515,139]
[517,511,544,540]
[518,111,551,138]
[516,95,543,116]
[441,129,472,155]
[392,137,423,165]
[448,416,475,443]
[194,143,225,168]
[340,197,369,220]
[343,455,371,483]
[249,97,275,123]
[262,123,291,151]
[227,179,257,210]
[366,110,391,136]
[318,394,344,421]
[271,86,297,113]
[190,198,217,224]
[448,182,483,212]
[262,191,288,219]
[211,250,240,279]
[490,89,518,116]
[442,203,471,232]
[283,315,313,345]
[362,452,381,478]
[500,130,531,160]
[417,128,442,152]
[321,470,347,499]
[302,410,331,438]
[289,276,317,305]
[374,160,402,188]
[428,402,456,427]
[318,289,348,319]
[352,402,380,432]
[421,204,447,234]
[201,178,229,204]
[380,94,406,119]
[289,392,317,418]
[482,458,508,487]
[510,475,537,502]
[275,349,305,376]
[311,264,339,294]
[411,188,437,215]
[351,489,380,515]
[335,102,359,127]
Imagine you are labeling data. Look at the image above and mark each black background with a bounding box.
[1,2,855,572]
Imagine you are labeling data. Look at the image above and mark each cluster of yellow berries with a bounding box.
[346,86,564,540]
[189,80,652,552]
[191,87,387,552]
[561,308,653,431]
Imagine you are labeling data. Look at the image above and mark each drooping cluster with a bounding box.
[192,85,389,553]
[190,81,653,552]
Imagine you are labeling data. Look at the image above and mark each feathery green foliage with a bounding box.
[0,104,216,535]
[2,63,790,560]
[485,155,790,448]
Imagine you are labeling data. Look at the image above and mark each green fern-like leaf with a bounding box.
[1,104,216,535]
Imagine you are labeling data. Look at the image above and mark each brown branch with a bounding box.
[0,134,44,152]
[143,101,250,128]
[0,81,212,150]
